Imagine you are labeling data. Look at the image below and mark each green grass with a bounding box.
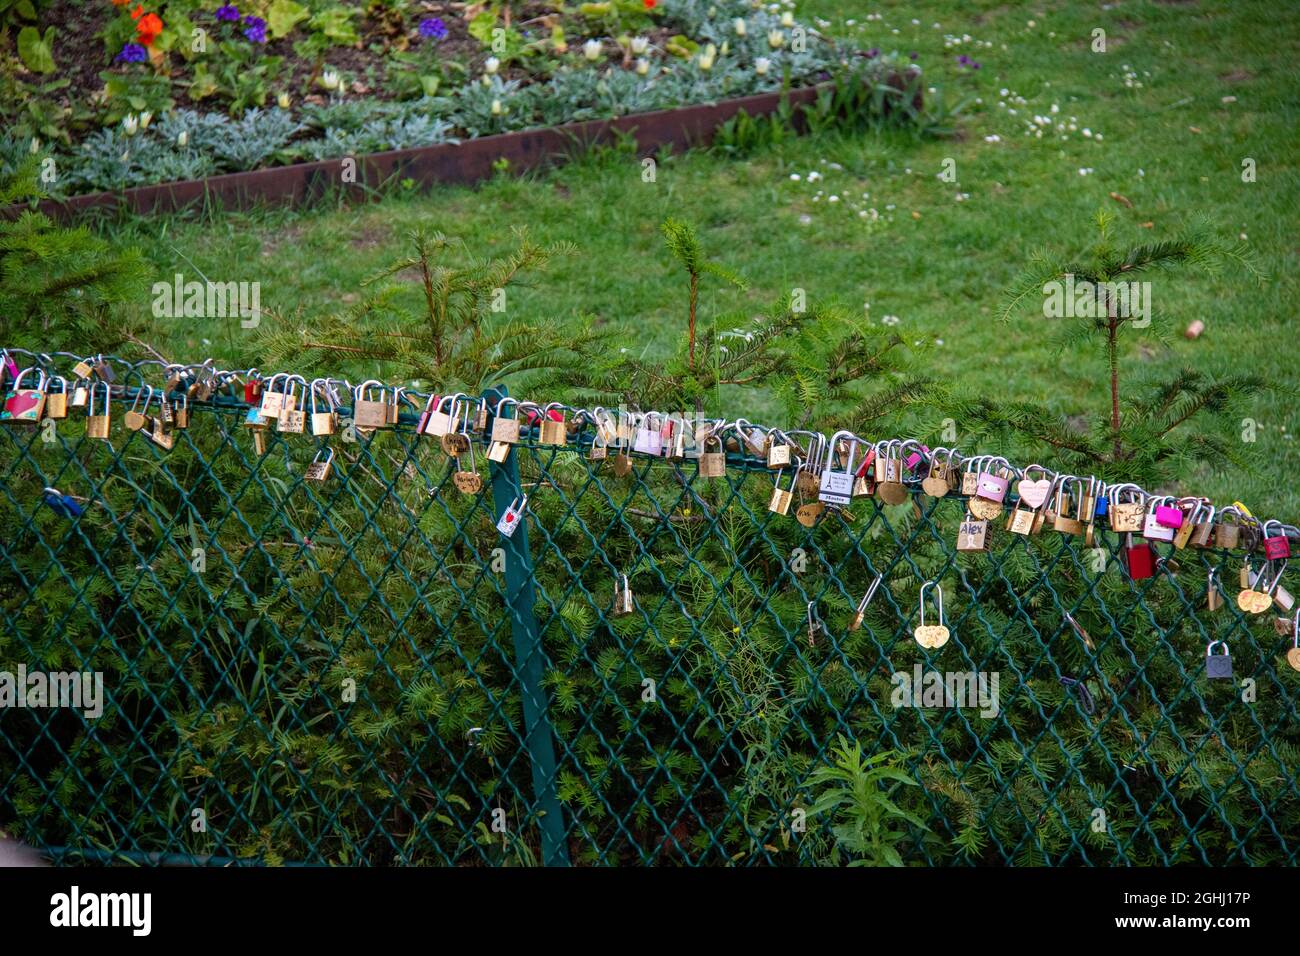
[92,0,1300,515]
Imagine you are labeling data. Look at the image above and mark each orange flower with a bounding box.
[111,0,131,6]
[131,8,163,46]
[643,0,656,8]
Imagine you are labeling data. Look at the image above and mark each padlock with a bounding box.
[92,355,115,383]
[1205,641,1233,680]
[819,432,861,507]
[588,412,610,462]
[43,376,69,420]
[277,376,307,433]
[1123,534,1155,580]
[244,371,263,405]
[173,392,190,429]
[766,431,792,468]
[612,574,634,616]
[849,574,884,631]
[452,437,483,495]
[2,367,47,424]
[1108,484,1146,533]
[1215,507,1244,549]
[922,447,955,498]
[914,581,950,649]
[768,466,795,516]
[71,357,94,381]
[85,382,112,440]
[633,412,664,456]
[1189,502,1216,548]
[69,379,90,410]
[1262,520,1292,561]
[1142,497,1177,542]
[1051,476,1085,535]
[698,435,726,478]
[1006,495,1037,536]
[123,385,153,432]
[440,399,473,456]
[539,402,568,446]
[1206,568,1224,611]
[259,372,287,419]
[496,494,528,538]
[388,386,407,426]
[310,379,337,436]
[352,379,392,430]
[1154,502,1184,529]
[956,516,988,552]
[147,413,175,451]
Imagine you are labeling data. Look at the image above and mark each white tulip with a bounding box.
[139,111,152,128]
[631,36,648,55]
[122,114,139,136]
[29,137,40,154]
[635,57,649,76]
[733,18,746,36]
[755,57,770,75]
[484,56,500,74]
[698,43,717,70]
[277,92,291,109]
[781,11,795,27]
[177,130,189,147]
[491,98,504,116]
[583,39,601,61]
[320,68,340,90]
[768,29,786,49]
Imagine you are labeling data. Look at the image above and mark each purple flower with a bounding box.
[909,51,918,60]
[115,42,148,64]
[972,61,981,70]
[215,4,240,23]
[957,54,970,65]
[866,47,879,58]
[418,17,447,40]
[242,14,267,43]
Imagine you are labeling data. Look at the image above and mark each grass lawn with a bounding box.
[94,0,1300,515]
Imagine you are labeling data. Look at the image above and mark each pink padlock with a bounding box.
[976,472,1009,502]
[1154,505,1184,529]
[905,445,930,473]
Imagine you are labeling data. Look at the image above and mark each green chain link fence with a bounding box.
[1,386,1298,866]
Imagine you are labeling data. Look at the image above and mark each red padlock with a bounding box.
[1124,537,1155,580]
[244,375,263,405]
[1263,520,1292,560]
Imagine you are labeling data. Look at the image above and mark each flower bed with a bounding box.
[0,0,909,200]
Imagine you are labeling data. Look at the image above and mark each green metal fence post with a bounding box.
[483,385,570,866]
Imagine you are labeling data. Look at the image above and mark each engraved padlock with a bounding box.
[1142,496,1178,543]
[1205,641,1233,680]
[818,431,859,507]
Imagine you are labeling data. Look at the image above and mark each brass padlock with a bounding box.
[769,467,795,516]
[304,448,335,481]
[352,379,392,430]
[123,385,152,432]
[310,379,337,436]
[698,435,726,478]
[85,382,112,440]
[43,376,69,420]
[277,376,307,434]
[490,397,521,444]
[1051,476,1085,536]
[956,516,988,552]
[539,402,567,445]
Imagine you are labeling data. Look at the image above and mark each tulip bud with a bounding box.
[698,43,716,70]
[631,36,648,55]
[177,130,189,147]
[635,57,649,76]
[733,18,746,36]
[485,56,500,74]
[755,57,770,76]
[139,111,152,129]
[122,114,139,136]
[781,12,795,27]
[768,29,786,49]
[320,68,340,90]
[491,98,503,116]
[29,137,40,154]
[583,39,601,61]
[277,92,291,109]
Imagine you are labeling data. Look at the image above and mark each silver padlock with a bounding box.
[1205,640,1233,680]
[818,430,859,506]
[497,494,528,538]
[632,412,663,456]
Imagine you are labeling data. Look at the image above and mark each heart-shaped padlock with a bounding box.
[454,471,482,494]
[1016,478,1052,509]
